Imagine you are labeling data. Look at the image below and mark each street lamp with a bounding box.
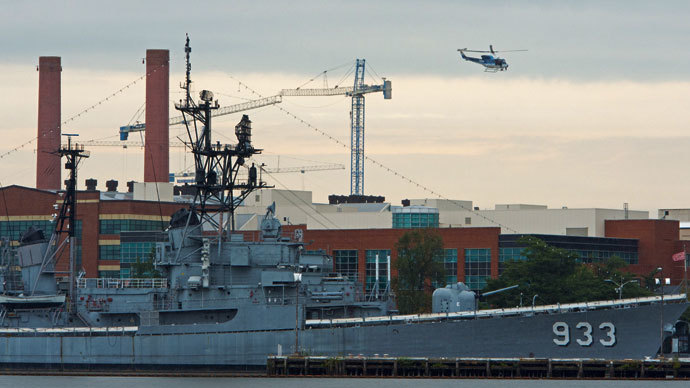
[655,267,671,358]
[605,276,637,299]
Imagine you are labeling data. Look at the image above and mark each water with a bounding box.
[0,376,687,388]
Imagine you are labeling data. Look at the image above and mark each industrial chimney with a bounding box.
[144,49,169,183]
[36,57,61,190]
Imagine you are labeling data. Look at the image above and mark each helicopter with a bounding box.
[457,45,527,72]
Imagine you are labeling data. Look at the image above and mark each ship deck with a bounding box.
[305,294,688,328]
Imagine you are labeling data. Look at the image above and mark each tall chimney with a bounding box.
[36,57,62,190]
[144,49,169,182]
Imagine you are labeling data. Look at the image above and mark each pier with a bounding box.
[267,355,690,379]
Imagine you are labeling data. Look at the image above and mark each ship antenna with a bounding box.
[173,35,271,258]
[37,134,89,310]
[184,33,192,106]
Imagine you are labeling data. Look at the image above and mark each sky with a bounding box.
[1,1,690,215]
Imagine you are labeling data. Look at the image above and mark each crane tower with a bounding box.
[280,59,391,195]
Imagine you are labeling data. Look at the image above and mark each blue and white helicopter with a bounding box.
[457,45,527,72]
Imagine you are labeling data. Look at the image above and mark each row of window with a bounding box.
[335,248,491,291]
[392,213,440,229]
[0,220,81,241]
[98,242,156,263]
[365,250,390,294]
[99,219,166,235]
[0,220,53,241]
[498,246,639,275]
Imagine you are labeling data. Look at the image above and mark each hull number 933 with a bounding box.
[552,322,616,347]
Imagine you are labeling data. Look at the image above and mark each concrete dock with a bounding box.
[267,355,690,379]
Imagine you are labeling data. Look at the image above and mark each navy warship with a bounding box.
[0,38,686,370]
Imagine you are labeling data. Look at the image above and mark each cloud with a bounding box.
[1,66,688,215]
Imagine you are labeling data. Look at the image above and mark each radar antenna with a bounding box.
[174,35,270,238]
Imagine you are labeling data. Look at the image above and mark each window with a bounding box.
[499,247,527,274]
[365,250,390,294]
[120,241,157,264]
[0,220,54,241]
[99,245,121,261]
[99,219,166,235]
[98,270,120,278]
[433,248,458,288]
[392,213,439,229]
[465,217,471,225]
[465,248,491,291]
[334,250,359,283]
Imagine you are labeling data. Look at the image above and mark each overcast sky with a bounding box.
[2,1,690,218]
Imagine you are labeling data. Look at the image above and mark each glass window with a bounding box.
[498,247,527,274]
[99,219,166,235]
[465,248,491,291]
[365,250,390,294]
[98,270,120,278]
[392,213,439,229]
[433,248,458,288]
[120,241,156,264]
[0,220,53,241]
[98,245,121,261]
[334,250,358,283]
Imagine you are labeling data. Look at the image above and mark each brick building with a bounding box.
[0,184,687,291]
[0,185,185,278]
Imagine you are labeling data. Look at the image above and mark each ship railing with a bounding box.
[77,278,168,289]
[0,326,139,335]
[305,293,688,327]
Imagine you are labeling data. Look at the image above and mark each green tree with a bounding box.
[130,248,161,278]
[393,229,445,314]
[484,236,651,308]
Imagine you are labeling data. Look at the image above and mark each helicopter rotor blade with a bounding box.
[492,49,528,53]
[490,45,495,55]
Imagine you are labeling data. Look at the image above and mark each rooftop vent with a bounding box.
[106,180,118,192]
[85,178,97,191]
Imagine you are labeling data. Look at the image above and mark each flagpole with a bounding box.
[683,243,688,299]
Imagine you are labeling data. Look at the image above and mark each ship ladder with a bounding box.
[0,308,6,326]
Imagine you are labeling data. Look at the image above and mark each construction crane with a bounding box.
[279,59,391,196]
[170,163,344,185]
[65,140,187,148]
[261,163,345,174]
[118,95,282,140]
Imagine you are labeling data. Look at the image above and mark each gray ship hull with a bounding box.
[0,301,685,368]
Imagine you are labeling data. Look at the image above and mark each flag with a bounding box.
[672,251,686,262]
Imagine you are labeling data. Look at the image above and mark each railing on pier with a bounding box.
[77,278,168,289]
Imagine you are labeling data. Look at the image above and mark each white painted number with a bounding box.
[576,322,593,346]
[552,322,570,346]
[552,321,616,347]
[599,322,616,347]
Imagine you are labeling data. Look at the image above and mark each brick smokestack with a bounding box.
[36,57,62,190]
[144,49,169,182]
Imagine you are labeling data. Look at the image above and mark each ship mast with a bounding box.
[175,34,269,238]
[55,134,89,311]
